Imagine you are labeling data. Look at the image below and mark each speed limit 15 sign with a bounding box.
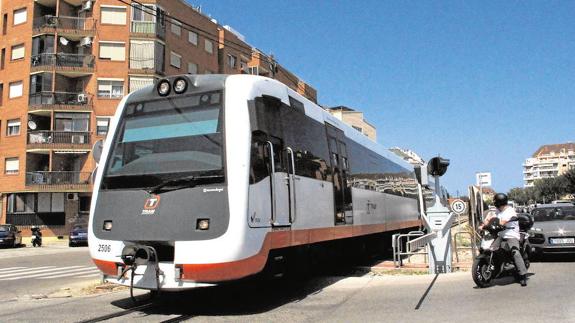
[450,199,467,214]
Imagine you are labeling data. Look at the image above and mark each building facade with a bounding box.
[523,142,575,187]
[388,147,425,166]
[0,0,316,236]
[327,106,376,141]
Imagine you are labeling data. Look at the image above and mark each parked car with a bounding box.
[69,225,88,247]
[528,204,575,258]
[0,224,22,248]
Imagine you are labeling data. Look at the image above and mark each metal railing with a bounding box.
[27,131,91,145]
[31,53,95,69]
[33,15,96,32]
[29,92,92,107]
[392,231,428,267]
[131,21,165,38]
[26,171,91,186]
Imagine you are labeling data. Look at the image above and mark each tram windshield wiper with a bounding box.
[146,174,224,194]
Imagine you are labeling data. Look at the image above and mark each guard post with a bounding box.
[424,157,455,274]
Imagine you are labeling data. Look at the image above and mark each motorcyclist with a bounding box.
[479,193,528,286]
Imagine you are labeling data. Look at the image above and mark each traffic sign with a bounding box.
[450,199,467,215]
[476,172,491,186]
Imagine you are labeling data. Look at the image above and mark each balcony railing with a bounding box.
[31,53,95,71]
[33,15,96,33]
[131,21,165,39]
[26,171,91,186]
[28,131,91,147]
[29,92,92,110]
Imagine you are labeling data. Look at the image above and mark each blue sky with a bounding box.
[189,1,575,196]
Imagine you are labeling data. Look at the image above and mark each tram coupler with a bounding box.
[120,245,164,301]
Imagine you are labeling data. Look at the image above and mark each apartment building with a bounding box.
[523,142,575,187]
[0,0,316,236]
[327,106,376,141]
[389,147,425,166]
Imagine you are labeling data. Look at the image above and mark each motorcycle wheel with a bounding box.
[472,258,493,288]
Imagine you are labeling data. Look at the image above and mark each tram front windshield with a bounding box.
[101,91,224,190]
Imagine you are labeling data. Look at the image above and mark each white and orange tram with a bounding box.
[89,74,428,291]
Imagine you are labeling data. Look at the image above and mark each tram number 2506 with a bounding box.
[98,244,111,253]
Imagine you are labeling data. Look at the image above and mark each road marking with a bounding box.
[37,269,101,279]
[0,266,56,277]
[0,266,27,272]
[0,266,83,279]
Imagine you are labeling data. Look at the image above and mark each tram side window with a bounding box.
[294,150,328,181]
[250,141,270,184]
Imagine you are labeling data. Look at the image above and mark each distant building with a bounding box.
[523,142,575,187]
[327,106,376,141]
[389,147,425,166]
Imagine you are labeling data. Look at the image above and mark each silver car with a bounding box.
[529,204,575,257]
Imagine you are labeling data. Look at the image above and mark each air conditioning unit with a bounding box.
[67,193,78,201]
[77,93,88,103]
[71,135,85,144]
[79,37,92,47]
[81,0,93,11]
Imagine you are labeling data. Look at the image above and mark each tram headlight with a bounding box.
[157,80,171,96]
[173,78,188,94]
[103,220,113,231]
[197,219,210,230]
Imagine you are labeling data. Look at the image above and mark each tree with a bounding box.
[533,177,567,203]
[508,187,528,205]
[563,169,575,195]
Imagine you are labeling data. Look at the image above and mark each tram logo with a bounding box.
[142,195,161,215]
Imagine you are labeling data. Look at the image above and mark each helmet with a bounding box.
[493,193,508,208]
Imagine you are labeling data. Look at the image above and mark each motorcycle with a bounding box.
[472,215,532,288]
[31,227,42,247]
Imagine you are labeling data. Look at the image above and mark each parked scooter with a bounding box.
[31,226,42,247]
[472,215,532,288]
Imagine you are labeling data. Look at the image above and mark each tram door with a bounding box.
[267,137,294,227]
[326,124,353,225]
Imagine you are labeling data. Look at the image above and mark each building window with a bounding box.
[188,31,198,45]
[13,8,27,25]
[129,40,155,69]
[352,125,363,133]
[9,81,23,98]
[129,76,154,92]
[101,6,127,25]
[5,157,19,174]
[170,51,181,69]
[0,83,3,106]
[54,113,90,132]
[11,44,25,60]
[188,62,198,74]
[204,40,213,54]
[171,20,181,36]
[96,117,111,136]
[97,79,124,98]
[227,54,237,69]
[7,119,21,136]
[99,42,126,61]
[240,60,248,72]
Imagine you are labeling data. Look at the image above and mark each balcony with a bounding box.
[29,92,92,113]
[27,131,91,150]
[26,171,91,189]
[131,21,165,39]
[33,15,96,39]
[31,53,95,75]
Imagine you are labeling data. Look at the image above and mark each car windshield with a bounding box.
[101,91,225,190]
[0,226,7,232]
[532,207,575,221]
[73,226,86,231]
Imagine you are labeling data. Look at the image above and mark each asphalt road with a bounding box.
[0,244,99,298]
[1,255,574,322]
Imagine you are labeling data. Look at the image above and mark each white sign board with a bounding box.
[476,172,491,186]
[450,199,467,215]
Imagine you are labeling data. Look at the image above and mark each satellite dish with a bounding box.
[60,37,69,46]
[28,120,37,130]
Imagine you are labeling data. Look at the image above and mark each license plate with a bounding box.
[79,233,87,236]
[550,238,575,244]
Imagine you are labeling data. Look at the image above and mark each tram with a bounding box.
[89,74,429,290]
